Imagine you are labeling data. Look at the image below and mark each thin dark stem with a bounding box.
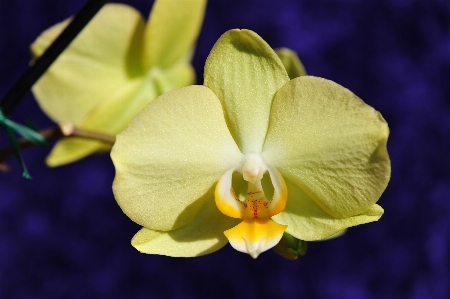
[0,123,115,170]
[0,0,109,115]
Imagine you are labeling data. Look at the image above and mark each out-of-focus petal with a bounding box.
[275,47,307,78]
[31,4,145,125]
[272,179,383,241]
[46,138,110,167]
[142,0,206,70]
[112,86,243,231]
[45,77,155,166]
[263,76,390,218]
[30,18,71,59]
[132,198,239,257]
[204,29,289,153]
[152,62,196,95]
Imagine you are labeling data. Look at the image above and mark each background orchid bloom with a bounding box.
[31,0,206,167]
[275,47,307,78]
[112,29,391,258]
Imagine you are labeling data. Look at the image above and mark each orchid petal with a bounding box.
[142,0,206,70]
[132,198,239,257]
[46,138,110,167]
[112,86,242,231]
[263,76,390,218]
[272,178,383,241]
[204,29,289,153]
[266,165,287,217]
[30,18,71,60]
[46,78,153,166]
[152,63,196,95]
[224,219,287,259]
[215,169,243,219]
[275,47,307,78]
[32,4,145,125]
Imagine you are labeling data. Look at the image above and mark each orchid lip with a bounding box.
[215,153,288,257]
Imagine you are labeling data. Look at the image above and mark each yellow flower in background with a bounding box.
[31,0,206,166]
[275,47,307,78]
[111,29,391,258]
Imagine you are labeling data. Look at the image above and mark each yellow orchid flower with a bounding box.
[31,0,206,167]
[111,29,391,258]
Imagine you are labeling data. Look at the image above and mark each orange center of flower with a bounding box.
[231,180,271,219]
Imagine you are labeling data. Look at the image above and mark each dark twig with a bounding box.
[0,0,109,115]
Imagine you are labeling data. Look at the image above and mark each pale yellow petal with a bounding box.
[224,218,287,259]
[132,198,239,257]
[204,29,289,153]
[112,86,243,231]
[46,63,194,167]
[79,77,159,136]
[272,178,384,241]
[263,76,390,218]
[32,4,145,125]
[266,165,287,217]
[152,62,196,95]
[30,18,71,59]
[46,138,110,167]
[142,0,206,69]
[45,77,156,167]
[275,47,307,79]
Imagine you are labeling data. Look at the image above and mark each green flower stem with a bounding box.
[0,0,109,115]
[0,123,115,169]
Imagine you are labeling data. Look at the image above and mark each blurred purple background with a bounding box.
[0,0,449,298]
